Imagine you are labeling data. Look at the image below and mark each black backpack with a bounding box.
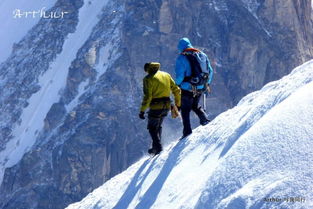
[182,49,210,87]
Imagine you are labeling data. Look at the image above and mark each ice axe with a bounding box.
[203,93,207,112]
[203,85,211,112]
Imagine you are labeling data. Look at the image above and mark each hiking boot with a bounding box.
[148,147,162,155]
[179,132,191,140]
[200,119,210,126]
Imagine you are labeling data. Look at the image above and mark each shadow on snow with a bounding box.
[112,140,187,209]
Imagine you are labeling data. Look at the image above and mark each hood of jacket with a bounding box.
[144,62,160,74]
[177,37,193,52]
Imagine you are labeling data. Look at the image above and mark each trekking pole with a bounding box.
[203,93,206,112]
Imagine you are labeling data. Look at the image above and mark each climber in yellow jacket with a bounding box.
[139,62,181,155]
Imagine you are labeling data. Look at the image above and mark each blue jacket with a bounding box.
[175,38,213,91]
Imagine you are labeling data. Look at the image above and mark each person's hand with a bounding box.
[177,106,181,111]
[206,85,211,93]
[139,111,145,120]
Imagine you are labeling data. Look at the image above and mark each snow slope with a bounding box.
[68,60,313,209]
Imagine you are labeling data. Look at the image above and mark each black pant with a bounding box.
[181,90,209,136]
[147,109,169,151]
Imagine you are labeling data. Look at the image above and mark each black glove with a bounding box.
[139,111,145,120]
[177,106,181,111]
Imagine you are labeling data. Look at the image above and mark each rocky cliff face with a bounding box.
[0,0,312,208]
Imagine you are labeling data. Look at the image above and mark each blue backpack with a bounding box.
[182,48,210,87]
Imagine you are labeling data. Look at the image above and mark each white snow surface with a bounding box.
[0,0,56,63]
[67,60,313,209]
[0,0,110,185]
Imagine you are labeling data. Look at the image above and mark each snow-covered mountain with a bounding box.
[67,60,313,209]
[0,0,57,63]
[0,0,312,208]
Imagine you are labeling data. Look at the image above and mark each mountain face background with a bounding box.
[0,0,312,208]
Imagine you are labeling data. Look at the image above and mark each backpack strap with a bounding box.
[181,48,200,54]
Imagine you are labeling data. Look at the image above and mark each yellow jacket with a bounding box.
[140,63,181,112]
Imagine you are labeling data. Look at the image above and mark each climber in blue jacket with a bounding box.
[175,37,214,138]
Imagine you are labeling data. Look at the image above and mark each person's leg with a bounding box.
[181,91,193,137]
[147,109,167,154]
[147,111,161,152]
[192,94,210,125]
[156,109,168,151]
[158,126,162,141]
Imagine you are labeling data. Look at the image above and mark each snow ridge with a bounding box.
[67,60,313,209]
